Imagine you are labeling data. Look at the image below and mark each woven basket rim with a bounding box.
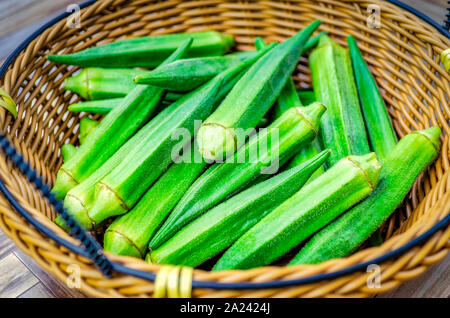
[0,0,449,293]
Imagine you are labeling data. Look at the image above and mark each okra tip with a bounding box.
[196,123,236,161]
[104,229,143,259]
[221,33,235,53]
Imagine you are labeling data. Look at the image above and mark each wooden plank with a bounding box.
[0,229,15,259]
[0,0,85,60]
[18,283,55,298]
[14,250,87,298]
[0,253,39,298]
[379,253,450,298]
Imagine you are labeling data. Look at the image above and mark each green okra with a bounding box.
[347,35,397,161]
[286,91,323,181]
[348,35,399,246]
[59,105,175,230]
[134,54,256,91]
[69,99,124,115]
[84,49,271,229]
[61,144,76,162]
[254,32,325,120]
[310,35,370,167]
[213,152,381,270]
[150,102,326,249]
[290,127,441,265]
[51,38,193,200]
[150,150,331,267]
[255,37,323,181]
[196,20,321,161]
[48,31,235,68]
[68,94,184,115]
[104,143,208,258]
[64,68,148,100]
[254,37,302,120]
[79,118,99,145]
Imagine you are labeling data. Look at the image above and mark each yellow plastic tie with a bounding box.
[154,265,193,298]
[441,48,450,72]
[0,88,17,119]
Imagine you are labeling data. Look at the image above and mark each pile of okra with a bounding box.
[49,20,440,270]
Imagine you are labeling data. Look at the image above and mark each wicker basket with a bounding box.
[0,0,449,298]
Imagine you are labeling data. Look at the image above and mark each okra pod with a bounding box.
[59,105,175,229]
[52,38,193,200]
[134,54,256,91]
[104,143,208,258]
[290,127,440,265]
[347,35,397,161]
[48,31,234,68]
[65,68,148,100]
[214,152,381,270]
[150,150,331,267]
[68,94,183,115]
[310,35,370,166]
[150,102,326,249]
[196,20,321,161]
[84,50,271,229]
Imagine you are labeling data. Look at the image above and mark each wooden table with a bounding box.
[0,0,448,298]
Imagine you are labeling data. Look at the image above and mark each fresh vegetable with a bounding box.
[69,98,123,115]
[150,150,331,267]
[48,31,235,68]
[310,35,370,167]
[64,68,148,100]
[290,127,440,265]
[83,49,272,229]
[254,37,302,119]
[61,144,76,162]
[196,20,321,161]
[286,88,323,180]
[348,35,398,246]
[104,143,208,258]
[213,152,381,270]
[347,35,397,161]
[68,94,184,115]
[255,38,324,181]
[150,102,326,249]
[297,89,315,106]
[79,118,99,145]
[51,39,193,200]
[134,54,255,91]
[59,105,176,229]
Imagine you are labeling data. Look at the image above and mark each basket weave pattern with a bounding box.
[0,0,449,298]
